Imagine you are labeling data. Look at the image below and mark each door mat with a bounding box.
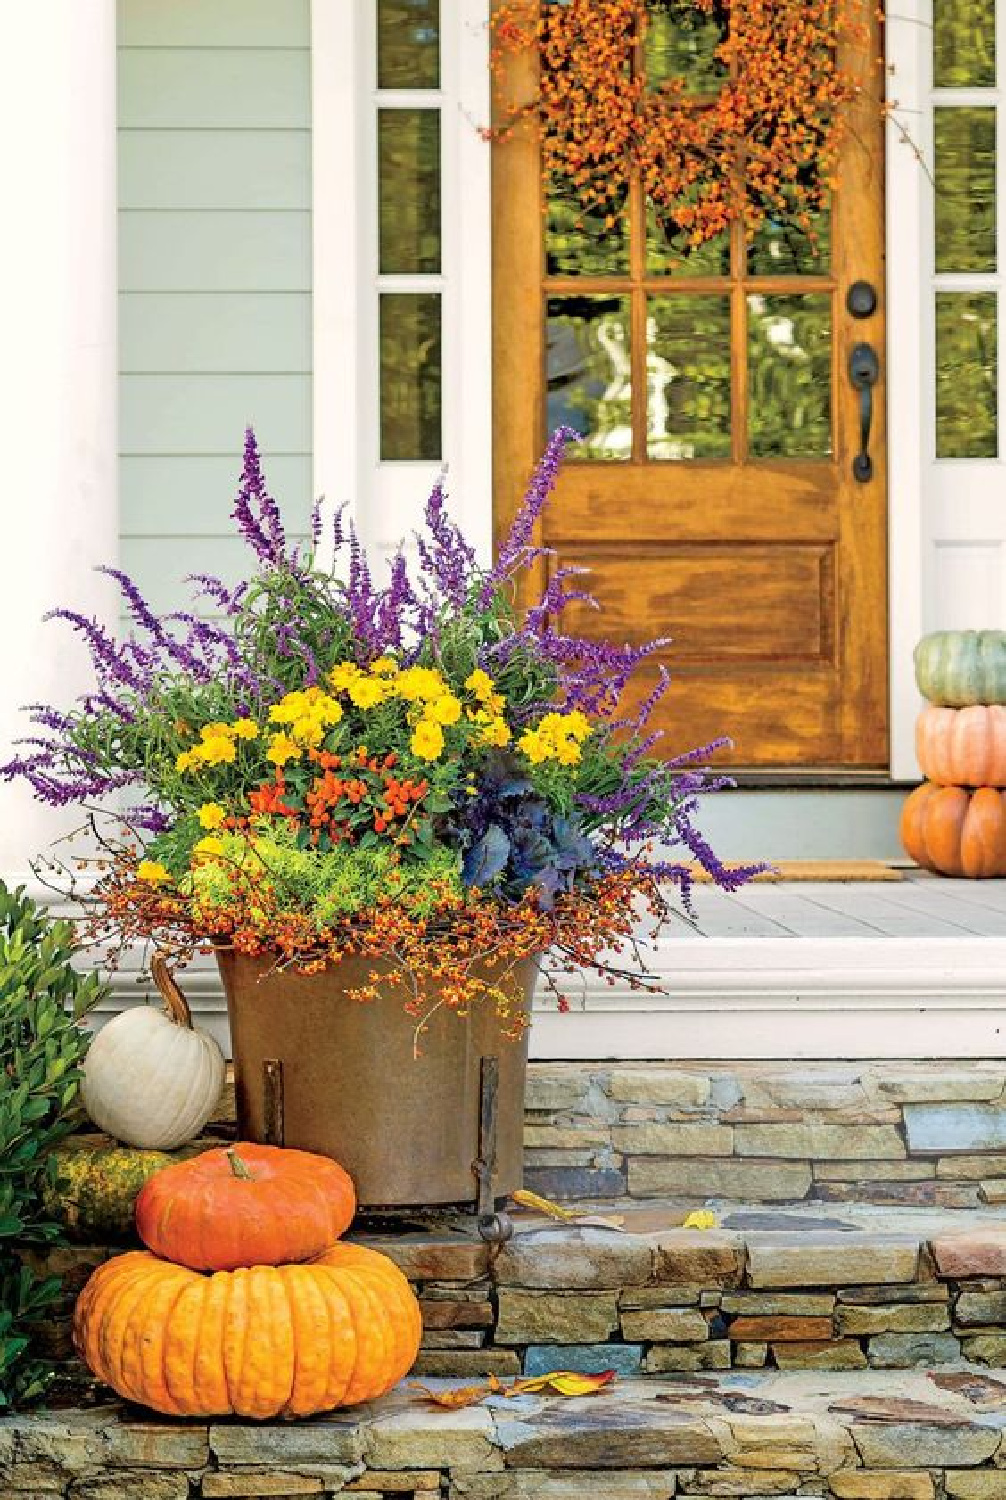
[689,859,904,883]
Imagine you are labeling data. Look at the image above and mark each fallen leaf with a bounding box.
[511,1370,617,1397]
[682,1210,719,1230]
[512,1189,625,1232]
[513,1189,578,1221]
[828,1396,969,1427]
[929,1371,1006,1406]
[412,1374,503,1409]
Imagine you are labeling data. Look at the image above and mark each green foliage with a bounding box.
[183,823,462,928]
[0,883,104,1407]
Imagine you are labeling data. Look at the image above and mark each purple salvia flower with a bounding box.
[479,426,578,605]
[232,427,288,566]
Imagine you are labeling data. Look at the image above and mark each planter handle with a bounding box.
[151,953,193,1029]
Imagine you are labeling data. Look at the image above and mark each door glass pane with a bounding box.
[647,209,731,277]
[378,109,441,274]
[936,292,998,458]
[377,0,439,89]
[380,294,441,460]
[934,0,995,87]
[747,202,832,276]
[935,108,996,273]
[546,177,628,276]
[647,295,731,460]
[546,296,631,460]
[644,2,727,95]
[748,294,832,458]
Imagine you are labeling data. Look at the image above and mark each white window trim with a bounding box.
[886,0,928,780]
[311,0,493,569]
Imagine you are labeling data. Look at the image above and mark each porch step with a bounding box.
[35,1204,1006,1388]
[205,1057,1006,1209]
[7,1366,1006,1497]
[358,1203,1006,1379]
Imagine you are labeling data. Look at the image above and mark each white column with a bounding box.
[0,1,119,878]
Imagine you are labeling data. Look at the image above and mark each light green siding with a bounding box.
[118,0,312,613]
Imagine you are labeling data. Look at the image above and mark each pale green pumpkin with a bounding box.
[914,631,1006,707]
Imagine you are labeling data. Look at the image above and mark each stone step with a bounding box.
[38,1204,1006,1385]
[7,1366,1006,1498]
[206,1059,1006,1209]
[519,1060,1006,1207]
[355,1203,1006,1378]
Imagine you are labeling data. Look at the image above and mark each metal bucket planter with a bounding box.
[213,949,535,1225]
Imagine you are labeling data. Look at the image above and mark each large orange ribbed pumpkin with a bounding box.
[73,1244,422,1418]
[900,782,1006,877]
[135,1143,356,1271]
[916,704,1006,788]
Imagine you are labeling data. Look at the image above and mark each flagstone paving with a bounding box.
[8,1367,1006,1497]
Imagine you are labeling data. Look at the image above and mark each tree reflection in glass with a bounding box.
[748,294,832,458]
[546,297,632,459]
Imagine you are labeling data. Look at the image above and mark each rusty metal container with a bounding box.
[215,950,534,1211]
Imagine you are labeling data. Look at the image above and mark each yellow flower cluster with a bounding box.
[176,718,258,772]
[137,859,170,885]
[267,686,344,762]
[327,658,472,763]
[518,710,593,766]
[465,668,510,748]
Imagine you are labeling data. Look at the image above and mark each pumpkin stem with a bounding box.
[227,1148,255,1181]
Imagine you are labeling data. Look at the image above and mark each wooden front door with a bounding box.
[492,2,888,770]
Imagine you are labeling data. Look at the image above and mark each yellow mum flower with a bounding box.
[465,668,495,699]
[480,718,512,747]
[428,693,462,725]
[198,736,237,766]
[329,662,364,691]
[555,739,583,766]
[411,719,445,761]
[232,718,259,740]
[291,715,327,747]
[266,733,301,766]
[371,656,399,676]
[517,728,550,765]
[197,802,226,830]
[192,835,225,860]
[348,677,388,710]
[175,750,196,772]
[137,860,170,885]
[201,721,236,739]
[397,666,447,702]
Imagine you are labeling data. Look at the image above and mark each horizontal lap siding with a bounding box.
[117,0,312,616]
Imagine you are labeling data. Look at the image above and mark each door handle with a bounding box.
[849,342,880,483]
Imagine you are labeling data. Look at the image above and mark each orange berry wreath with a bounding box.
[490,0,867,251]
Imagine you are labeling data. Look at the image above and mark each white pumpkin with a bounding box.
[82,956,225,1149]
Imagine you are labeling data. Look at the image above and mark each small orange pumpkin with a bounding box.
[900,782,1006,877]
[73,1244,422,1418]
[915,705,1006,788]
[135,1142,356,1271]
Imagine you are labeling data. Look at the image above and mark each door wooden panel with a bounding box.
[492,1,888,770]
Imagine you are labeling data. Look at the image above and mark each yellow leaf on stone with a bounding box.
[512,1190,626,1232]
[512,1189,579,1222]
[682,1210,719,1230]
[511,1370,617,1397]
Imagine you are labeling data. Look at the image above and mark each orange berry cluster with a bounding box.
[90,855,672,1032]
[490,0,867,250]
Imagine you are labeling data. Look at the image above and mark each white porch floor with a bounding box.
[664,869,1006,939]
[531,870,1006,1062]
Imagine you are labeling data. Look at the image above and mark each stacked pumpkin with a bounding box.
[73,1143,422,1419]
[901,630,1006,878]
